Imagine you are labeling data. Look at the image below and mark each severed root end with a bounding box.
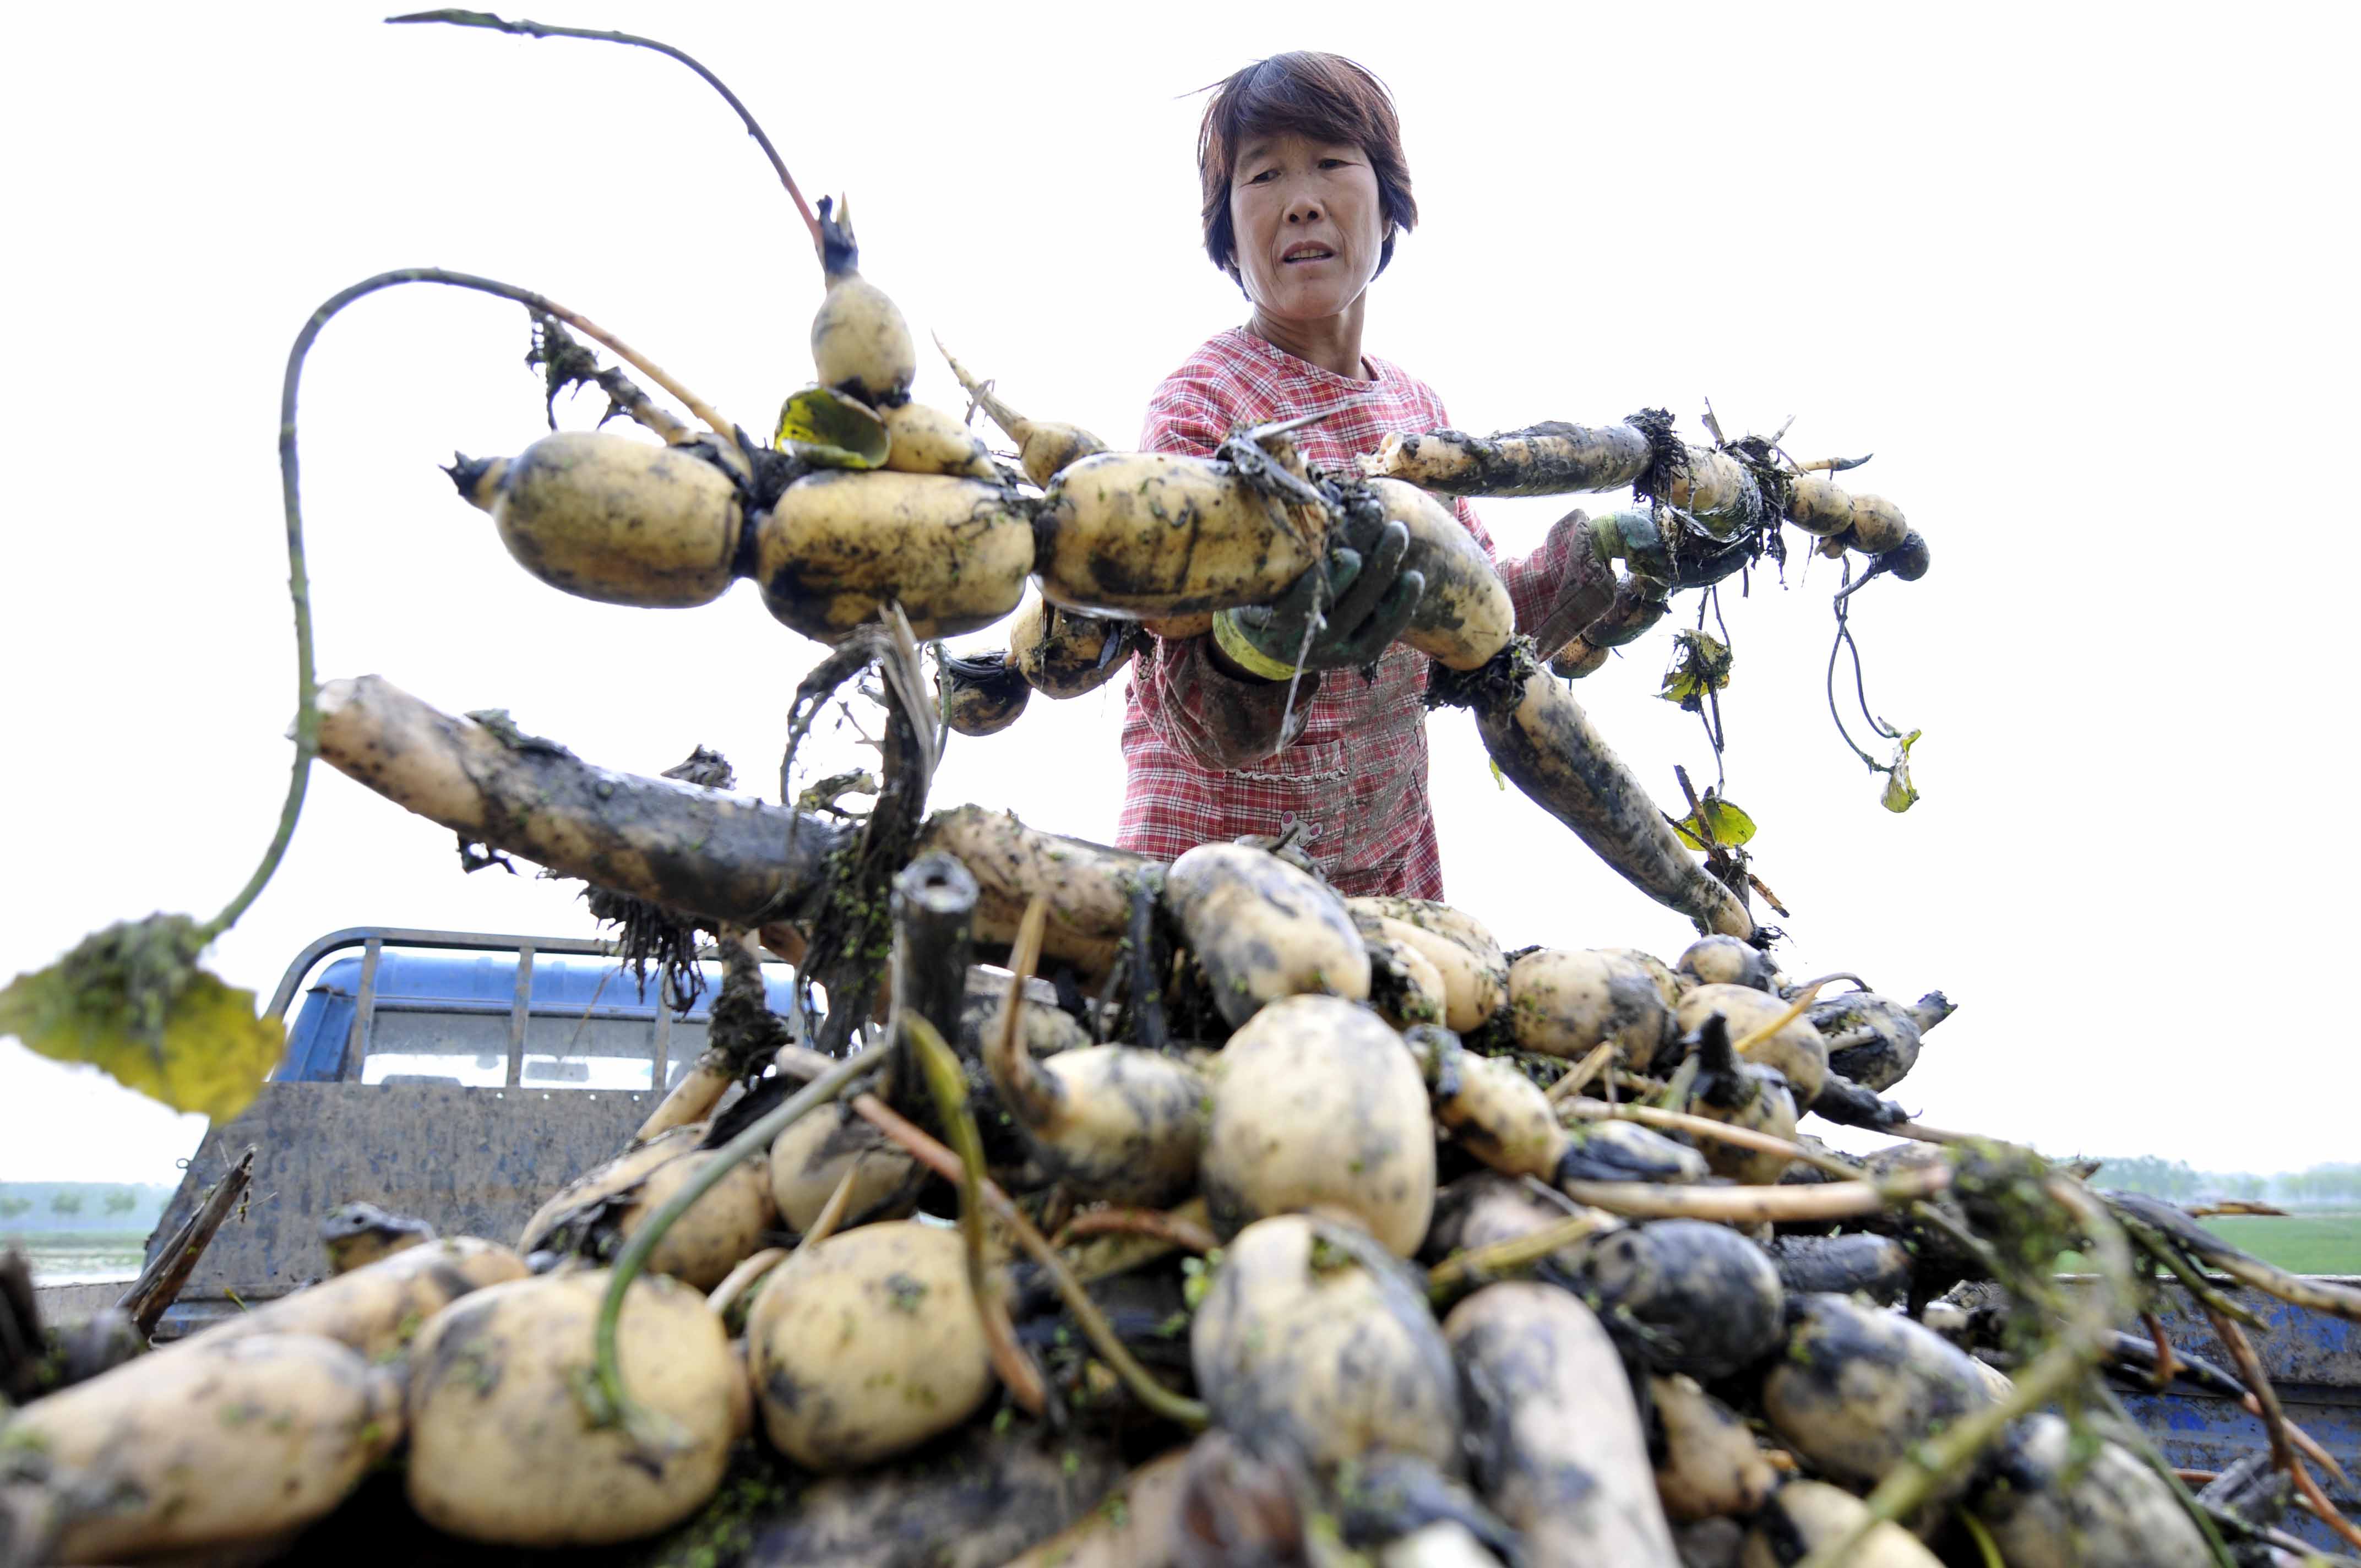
[933,333,1033,444]
[580,885,705,1006]
[817,194,859,279]
[1424,638,1541,714]
[442,453,506,511]
[576,744,746,1006]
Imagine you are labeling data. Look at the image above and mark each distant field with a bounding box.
[2199,1211,2361,1275]
[6,1230,148,1286]
[2060,1211,2361,1276]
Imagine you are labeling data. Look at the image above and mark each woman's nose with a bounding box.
[1286,193,1323,224]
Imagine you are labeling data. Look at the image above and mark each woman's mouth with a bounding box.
[1281,243,1335,265]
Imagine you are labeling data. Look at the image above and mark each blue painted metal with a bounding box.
[275,947,798,1081]
[2119,1281,2360,1554]
[134,927,806,1337]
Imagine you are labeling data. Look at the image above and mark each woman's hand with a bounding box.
[1215,513,1426,677]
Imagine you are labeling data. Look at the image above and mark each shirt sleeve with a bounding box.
[1129,371,1321,769]
[1139,374,1231,458]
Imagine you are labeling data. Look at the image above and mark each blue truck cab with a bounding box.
[145,927,801,1338]
[273,928,801,1091]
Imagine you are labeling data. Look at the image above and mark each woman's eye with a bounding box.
[1247,169,1278,185]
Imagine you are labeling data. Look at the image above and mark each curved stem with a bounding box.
[1565,1099,1860,1180]
[1052,1207,1218,1254]
[1543,1039,1621,1104]
[2119,1222,2267,1343]
[796,1164,860,1253]
[1885,1120,1979,1146]
[2205,1310,2361,1548]
[585,1047,876,1445]
[906,1014,1050,1418]
[203,266,735,946]
[704,1245,787,1321]
[1824,594,1882,771]
[1841,618,1902,742]
[1954,1506,2004,1568]
[200,303,323,943]
[388,10,823,254]
[985,896,1060,1130]
[1557,1164,1946,1224]
[531,304,729,437]
[1426,1209,1615,1306]
[1724,972,1845,1059]
[935,333,1034,445]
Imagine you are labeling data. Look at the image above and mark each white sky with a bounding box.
[3,3,2355,1185]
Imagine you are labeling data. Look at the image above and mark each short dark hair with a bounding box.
[1198,53,1418,280]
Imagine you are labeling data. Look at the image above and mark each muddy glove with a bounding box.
[1525,507,1621,661]
[1211,517,1426,679]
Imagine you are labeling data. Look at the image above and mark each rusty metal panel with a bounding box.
[145,1081,646,1325]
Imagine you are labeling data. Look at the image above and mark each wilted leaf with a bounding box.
[1671,795,1757,850]
[774,384,890,470]
[0,915,280,1123]
[1881,729,1923,813]
[1658,630,1735,711]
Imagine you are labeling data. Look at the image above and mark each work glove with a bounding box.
[1212,508,1425,678]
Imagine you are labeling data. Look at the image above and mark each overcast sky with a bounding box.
[2,3,2354,1185]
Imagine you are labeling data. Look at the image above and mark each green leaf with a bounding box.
[1881,729,1923,813]
[1657,630,1734,711]
[773,384,890,470]
[0,915,281,1123]
[1671,795,1756,850]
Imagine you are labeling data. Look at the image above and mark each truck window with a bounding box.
[278,940,800,1088]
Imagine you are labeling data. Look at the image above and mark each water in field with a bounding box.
[4,1230,148,1285]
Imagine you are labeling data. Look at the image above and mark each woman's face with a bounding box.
[1228,131,1385,324]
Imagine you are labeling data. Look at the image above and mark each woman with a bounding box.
[1117,52,1608,900]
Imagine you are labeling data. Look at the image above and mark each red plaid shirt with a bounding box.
[1116,328,1590,899]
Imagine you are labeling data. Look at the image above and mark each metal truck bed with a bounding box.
[2118,1281,2359,1553]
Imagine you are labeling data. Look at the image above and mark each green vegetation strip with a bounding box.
[2059,1212,2361,1276]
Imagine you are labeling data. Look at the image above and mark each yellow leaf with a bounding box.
[1881,729,1923,814]
[0,917,281,1124]
[1671,796,1758,850]
[773,384,890,470]
[1657,630,1734,712]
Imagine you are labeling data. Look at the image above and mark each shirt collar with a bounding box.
[1221,326,1390,390]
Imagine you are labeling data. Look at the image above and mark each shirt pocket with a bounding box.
[1224,739,1355,857]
